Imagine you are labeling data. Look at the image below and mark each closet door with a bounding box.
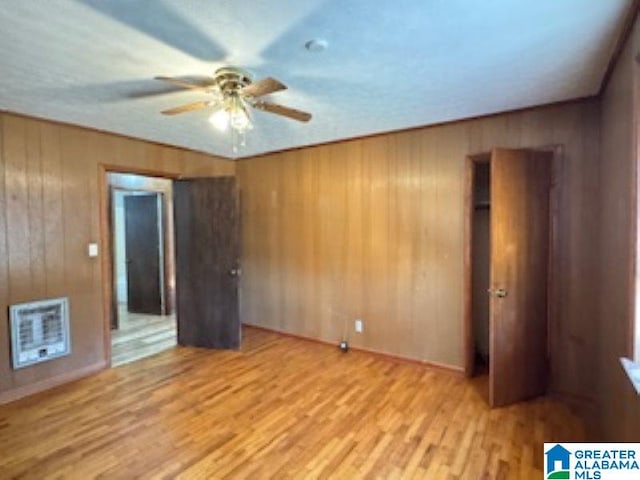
[489,148,552,407]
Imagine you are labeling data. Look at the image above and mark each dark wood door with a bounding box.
[124,194,163,315]
[109,187,119,329]
[489,148,552,407]
[174,177,240,349]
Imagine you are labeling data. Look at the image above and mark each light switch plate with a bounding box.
[88,243,99,258]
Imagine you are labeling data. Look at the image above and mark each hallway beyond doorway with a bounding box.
[111,305,176,366]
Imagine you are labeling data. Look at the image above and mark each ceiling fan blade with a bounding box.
[161,101,211,115]
[241,77,287,98]
[254,101,312,122]
[155,76,212,91]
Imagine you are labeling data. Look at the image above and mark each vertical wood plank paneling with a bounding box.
[308,147,321,337]
[0,115,12,385]
[25,120,46,298]
[596,15,640,441]
[318,144,342,341]
[393,133,413,354]
[364,136,391,351]
[4,117,31,301]
[261,157,280,330]
[87,132,103,327]
[280,151,300,337]
[3,117,36,386]
[40,122,65,296]
[579,104,601,398]
[299,148,317,336]
[386,135,401,350]
[61,125,99,365]
[237,100,601,395]
[344,140,363,342]
[0,112,234,399]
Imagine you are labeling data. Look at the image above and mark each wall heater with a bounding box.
[10,297,71,369]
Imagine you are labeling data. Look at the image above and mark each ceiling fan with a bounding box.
[156,67,312,134]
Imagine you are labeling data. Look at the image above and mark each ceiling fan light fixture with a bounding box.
[229,108,252,132]
[157,66,311,154]
[229,96,252,133]
[209,96,253,134]
[209,108,230,131]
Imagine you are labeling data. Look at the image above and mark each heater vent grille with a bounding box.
[10,297,71,369]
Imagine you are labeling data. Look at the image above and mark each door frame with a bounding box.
[462,145,563,379]
[98,164,180,367]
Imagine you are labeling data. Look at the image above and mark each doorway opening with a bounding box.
[108,173,176,366]
[470,159,491,377]
[100,166,242,368]
[464,148,558,407]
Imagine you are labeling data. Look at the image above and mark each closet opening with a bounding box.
[471,160,491,377]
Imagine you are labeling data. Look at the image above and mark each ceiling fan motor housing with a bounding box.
[214,67,253,97]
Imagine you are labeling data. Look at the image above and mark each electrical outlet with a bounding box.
[355,319,363,333]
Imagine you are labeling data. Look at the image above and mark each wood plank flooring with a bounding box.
[0,327,584,479]
[111,305,177,366]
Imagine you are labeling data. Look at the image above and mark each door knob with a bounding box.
[229,268,242,277]
[488,288,508,298]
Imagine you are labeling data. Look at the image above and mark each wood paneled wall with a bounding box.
[0,112,234,402]
[237,100,601,398]
[597,15,640,440]
[0,100,606,405]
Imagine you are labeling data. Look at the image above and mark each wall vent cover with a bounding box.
[10,297,71,369]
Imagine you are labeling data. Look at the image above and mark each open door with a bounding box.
[489,148,552,407]
[124,194,163,315]
[174,177,240,349]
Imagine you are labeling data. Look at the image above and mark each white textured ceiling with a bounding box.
[0,0,633,159]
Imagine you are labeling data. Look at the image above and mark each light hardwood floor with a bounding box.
[0,327,584,479]
[111,304,177,367]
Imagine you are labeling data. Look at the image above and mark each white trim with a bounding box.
[620,357,640,394]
